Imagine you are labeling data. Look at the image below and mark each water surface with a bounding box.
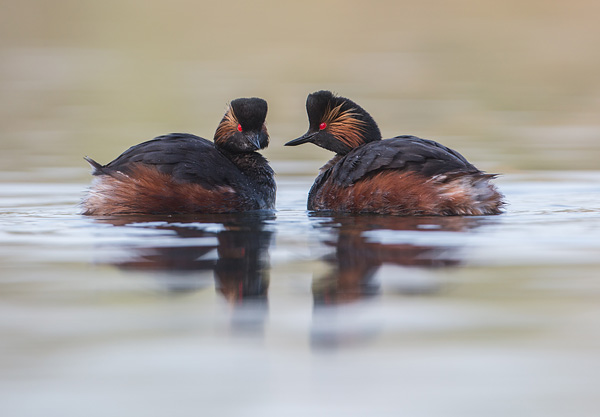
[1,171,599,417]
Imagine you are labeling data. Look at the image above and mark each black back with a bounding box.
[316,135,480,188]
[91,133,253,190]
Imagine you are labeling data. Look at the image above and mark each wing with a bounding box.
[329,135,481,186]
[87,133,248,189]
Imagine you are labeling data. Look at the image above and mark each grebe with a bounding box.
[83,97,275,215]
[285,90,503,216]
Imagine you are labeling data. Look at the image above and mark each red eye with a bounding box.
[319,122,327,130]
[237,124,243,132]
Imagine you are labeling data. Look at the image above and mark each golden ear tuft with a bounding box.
[322,104,368,148]
[215,105,239,144]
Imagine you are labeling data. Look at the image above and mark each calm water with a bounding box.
[2,1,600,416]
[1,171,600,416]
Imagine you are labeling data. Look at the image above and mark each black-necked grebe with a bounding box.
[83,98,275,215]
[285,90,503,215]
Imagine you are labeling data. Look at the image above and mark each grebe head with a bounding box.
[285,90,381,155]
[214,97,269,153]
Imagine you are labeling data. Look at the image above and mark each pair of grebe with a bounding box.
[83,91,503,216]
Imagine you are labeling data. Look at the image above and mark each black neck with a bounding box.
[221,150,276,209]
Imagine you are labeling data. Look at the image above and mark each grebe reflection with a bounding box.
[92,212,274,303]
[310,215,481,306]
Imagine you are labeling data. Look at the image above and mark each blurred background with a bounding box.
[2,1,600,417]
[1,0,599,177]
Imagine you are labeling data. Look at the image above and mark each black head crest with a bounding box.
[215,97,269,153]
[286,90,381,154]
[230,98,268,131]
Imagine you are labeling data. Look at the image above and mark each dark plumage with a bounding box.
[286,90,504,216]
[82,98,275,215]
